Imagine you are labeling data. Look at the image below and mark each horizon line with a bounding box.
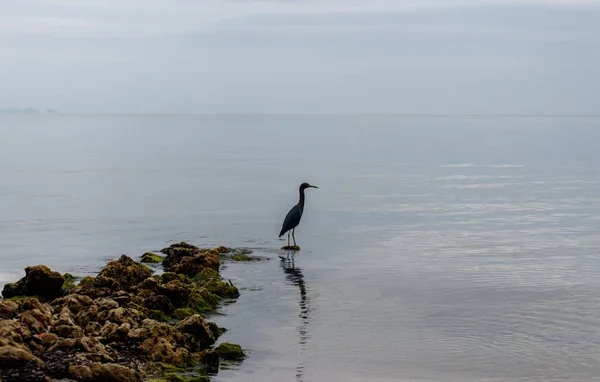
[4,113,600,117]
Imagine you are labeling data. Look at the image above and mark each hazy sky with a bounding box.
[1,0,599,114]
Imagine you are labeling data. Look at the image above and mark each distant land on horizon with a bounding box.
[0,108,57,114]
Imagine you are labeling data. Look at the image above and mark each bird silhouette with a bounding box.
[279,182,318,249]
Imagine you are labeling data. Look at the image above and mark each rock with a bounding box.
[74,256,152,297]
[159,280,191,308]
[160,273,185,284]
[75,305,99,328]
[138,337,194,366]
[231,252,262,262]
[137,276,161,292]
[106,307,141,326]
[135,319,195,365]
[85,322,102,336]
[0,345,44,368]
[215,342,245,361]
[142,295,175,314]
[0,300,18,319]
[192,269,239,298]
[0,242,244,381]
[52,324,83,339]
[19,311,47,334]
[214,246,231,254]
[206,322,226,340]
[140,252,163,264]
[200,349,220,374]
[62,273,77,291]
[95,298,119,311]
[173,308,194,320]
[203,278,239,299]
[179,250,220,276]
[175,315,215,350]
[161,243,220,276]
[98,322,119,340]
[0,319,31,348]
[41,333,58,347]
[14,297,43,312]
[69,363,141,382]
[162,373,210,382]
[2,265,65,300]
[51,295,94,315]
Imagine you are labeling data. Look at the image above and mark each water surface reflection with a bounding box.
[281,255,311,382]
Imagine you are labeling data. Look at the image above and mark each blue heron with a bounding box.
[279,182,318,248]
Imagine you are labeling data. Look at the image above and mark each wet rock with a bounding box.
[137,276,161,292]
[105,307,142,326]
[19,311,47,334]
[162,373,210,382]
[215,342,245,361]
[214,246,231,254]
[231,252,262,262]
[52,324,83,339]
[0,319,31,348]
[98,322,119,340]
[169,253,219,278]
[159,280,191,308]
[85,322,102,336]
[175,315,215,351]
[192,269,239,298]
[69,363,141,382]
[98,255,152,290]
[140,252,163,264]
[143,295,175,314]
[173,308,194,320]
[2,265,65,300]
[76,305,100,328]
[71,257,151,299]
[51,295,94,316]
[0,242,244,381]
[0,300,18,319]
[40,333,59,348]
[161,243,219,276]
[160,273,185,284]
[62,273,77,291]
[139,337,194,366]
[200,349,220,374]
[95,298,119,311]
[206,322,226,340]
[281,245,301,251]
[0,345,44,368]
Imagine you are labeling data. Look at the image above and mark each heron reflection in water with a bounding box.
[280,256,312,382]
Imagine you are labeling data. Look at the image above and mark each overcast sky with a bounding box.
[1,0,599,114]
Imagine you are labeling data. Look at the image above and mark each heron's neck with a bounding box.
[299,189,306,207]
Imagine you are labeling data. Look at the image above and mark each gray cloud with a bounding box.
[1,0,599,113]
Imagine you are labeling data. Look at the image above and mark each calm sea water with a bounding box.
[1,115,600,382]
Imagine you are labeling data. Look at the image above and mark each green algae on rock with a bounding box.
[281,245,301,251]
[215,342,245,361]
[62,273,77,291]
[0,242,246,382]
[141,252,164,264]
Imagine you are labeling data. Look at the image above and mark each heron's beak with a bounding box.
[309,185,319,189]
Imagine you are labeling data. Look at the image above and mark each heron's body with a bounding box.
[279,183,318,247]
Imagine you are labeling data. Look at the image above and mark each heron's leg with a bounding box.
[292,228,297,247]
[287,231,291,247]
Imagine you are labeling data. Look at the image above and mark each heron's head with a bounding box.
[300,182,318,190]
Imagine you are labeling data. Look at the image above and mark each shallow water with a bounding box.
[1,115,600,381]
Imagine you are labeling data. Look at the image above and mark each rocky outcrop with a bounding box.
[0,242,245,382]
[2,265,65,300]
